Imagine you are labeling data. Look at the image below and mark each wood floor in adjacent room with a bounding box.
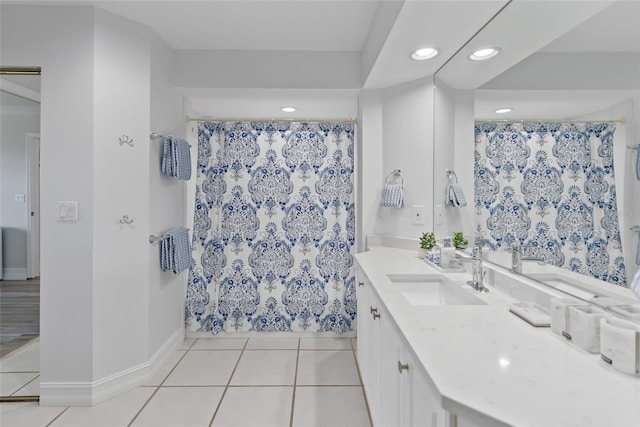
[0,279,40,359]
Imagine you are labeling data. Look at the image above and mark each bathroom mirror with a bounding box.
[434,0,640,315]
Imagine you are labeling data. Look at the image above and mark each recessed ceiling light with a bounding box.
[495,108,513,114]
[411,47,439,61]
[281,106,296,113]
[470,48,501,61]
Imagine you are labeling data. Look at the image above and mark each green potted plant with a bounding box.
[452,231,468,250]
[419,232,439,263]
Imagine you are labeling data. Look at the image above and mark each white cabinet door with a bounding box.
[356,270,380,424]
[378,311,407,427]
[357,265,447,427]
[408,354,448,427]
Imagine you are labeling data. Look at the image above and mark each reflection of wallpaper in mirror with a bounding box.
[474,122,626,287]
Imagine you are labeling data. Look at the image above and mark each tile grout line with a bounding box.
[289,338,301,427]
[208,338,249,427]
[45,406,70,427]
[9,374,39,397]
[351,337,373,427]
[126,338,196,427]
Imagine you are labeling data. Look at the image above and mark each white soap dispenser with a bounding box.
[441,238,455,268]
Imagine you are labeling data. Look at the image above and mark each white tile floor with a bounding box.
[1,337,370,427]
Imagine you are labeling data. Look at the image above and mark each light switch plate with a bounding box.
[58,201,78,222]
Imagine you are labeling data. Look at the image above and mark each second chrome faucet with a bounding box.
[459,245,489,293]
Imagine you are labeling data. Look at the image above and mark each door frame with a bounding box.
[26,132,40,279]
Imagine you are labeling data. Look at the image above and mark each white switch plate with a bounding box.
[58,201,78,222]
[412,205,425,225]
[14,194,26,203]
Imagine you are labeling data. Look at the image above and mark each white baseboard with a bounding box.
[40,328,184,407]
[186,330,357,339]
[2,268,28,280]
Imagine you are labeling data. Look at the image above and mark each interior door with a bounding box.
[27,133,40,279]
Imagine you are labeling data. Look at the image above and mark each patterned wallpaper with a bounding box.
[475,122,626,286]
[186,121,356,334]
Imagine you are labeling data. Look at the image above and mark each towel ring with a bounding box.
[385,169,403,185]
[446,169,458,184]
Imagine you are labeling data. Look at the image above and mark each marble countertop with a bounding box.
[356,246,640,427]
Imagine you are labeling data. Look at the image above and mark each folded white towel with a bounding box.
[550,297,588,339]
[600,317,640,376]
[568,305,607,353]
[381,184,404,208]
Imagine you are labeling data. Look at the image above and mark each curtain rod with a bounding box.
[186,116,357,124]
[475,118,625,124]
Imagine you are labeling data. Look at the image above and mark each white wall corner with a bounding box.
[39,327,183,407]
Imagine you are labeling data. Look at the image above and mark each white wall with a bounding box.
[434,78,475,241]
[2,5,98,389]
[0,98,40,278]
[358,90,384,252]
[364,76,434,240]
[91,7,152,382]
[148,34,187,356]
[1,4,185,406]
[173,50,361,90]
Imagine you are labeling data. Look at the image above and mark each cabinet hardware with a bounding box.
[398,361,409,373]
[358,281,364,287]
[370,306,377,314]
[373,311,380,320]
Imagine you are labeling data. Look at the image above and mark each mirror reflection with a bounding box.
[434,0,640,319]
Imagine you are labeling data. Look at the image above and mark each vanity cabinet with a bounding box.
[356,268,448,427]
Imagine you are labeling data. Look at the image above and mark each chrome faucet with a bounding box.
[459,245,489,293]
[511,245,544,273]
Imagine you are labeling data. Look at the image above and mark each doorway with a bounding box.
[0,69,41,400]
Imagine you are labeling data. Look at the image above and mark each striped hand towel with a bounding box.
[446,183,467,207]
[381,184,404,208]
[632,269,640,300]
[636,144,640,181]
[161,136,191,180]
[160,227,192,274]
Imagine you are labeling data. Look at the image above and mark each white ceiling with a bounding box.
[2,0,639,119]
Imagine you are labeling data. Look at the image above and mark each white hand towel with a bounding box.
[600,317,640,376]
[381,184,404,208]
[568,305,606,353]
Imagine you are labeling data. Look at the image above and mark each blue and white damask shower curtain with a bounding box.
[186,121,356,334]
[475,122,626,286]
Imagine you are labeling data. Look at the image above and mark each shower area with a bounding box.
[186,121,356,335]
[474,120,634,286]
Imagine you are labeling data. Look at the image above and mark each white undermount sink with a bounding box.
[387,274,487,306]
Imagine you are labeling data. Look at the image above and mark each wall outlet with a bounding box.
[14,194,26,203]
[412,205,425,225]
[435,205,444,225]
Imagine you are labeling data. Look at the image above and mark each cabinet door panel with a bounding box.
[409,359,447,427]
[378,311,406,427]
